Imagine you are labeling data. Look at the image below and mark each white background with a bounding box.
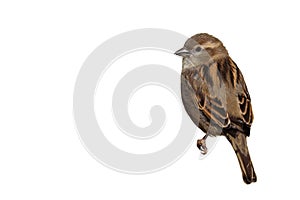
[1,0,299,199]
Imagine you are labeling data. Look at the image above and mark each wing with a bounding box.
[182,66,231,129]
[227,58,254,136]
[181,59,254,134]
[235,66,254,126]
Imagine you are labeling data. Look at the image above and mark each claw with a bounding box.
[197,136,208,155]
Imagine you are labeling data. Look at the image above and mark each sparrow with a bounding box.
[175,33,257,184]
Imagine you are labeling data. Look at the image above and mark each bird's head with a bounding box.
[175,33,228,68]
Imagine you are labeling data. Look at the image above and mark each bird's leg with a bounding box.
[197,134,209,155]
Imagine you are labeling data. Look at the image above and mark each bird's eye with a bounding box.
[195,46,202,52]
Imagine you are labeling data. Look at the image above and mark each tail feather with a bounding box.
[226,133,257,184]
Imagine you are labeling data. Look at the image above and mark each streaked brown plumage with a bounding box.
[175,33,257,184]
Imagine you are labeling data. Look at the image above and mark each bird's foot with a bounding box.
[197,135,208,155]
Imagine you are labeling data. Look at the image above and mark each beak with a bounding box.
[174,47,191,57]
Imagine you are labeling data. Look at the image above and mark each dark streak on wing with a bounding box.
[228,60,235,87]
[217,62,227,82]
[203,65,213,87]
[197,89,205,107]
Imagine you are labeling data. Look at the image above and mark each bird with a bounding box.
[175,33,257,184]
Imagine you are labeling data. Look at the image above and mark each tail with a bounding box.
[226,132,257,184]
